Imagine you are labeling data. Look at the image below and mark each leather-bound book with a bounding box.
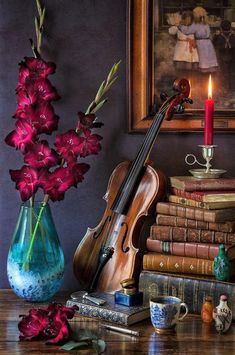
[171,187,235,203]
[168,194,235,210]
[169,176,235,192]
[143,253,214,275]
[66,291,150,325]
[156,202,235,223]
[156,214,235,233]
[146,238,235,261]
[139,271,235,320]
[150,224,235,244]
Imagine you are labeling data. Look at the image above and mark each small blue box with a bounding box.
[114,290,143,307]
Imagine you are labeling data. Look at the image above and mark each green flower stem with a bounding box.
[23,195,49,268]
[24,202,46,265]
[85,61,121,115]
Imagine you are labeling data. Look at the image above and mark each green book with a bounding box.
[66,291,150,326]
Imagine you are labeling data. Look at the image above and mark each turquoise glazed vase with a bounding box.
[7,202,65,302]
[214,244,230,281]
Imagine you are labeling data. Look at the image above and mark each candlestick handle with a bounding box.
[185,145,227,179]
[185,154,208,168]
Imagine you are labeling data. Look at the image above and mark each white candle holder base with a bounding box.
[185,145,227,179]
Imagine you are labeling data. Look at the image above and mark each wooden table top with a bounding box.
[0,289,235,354]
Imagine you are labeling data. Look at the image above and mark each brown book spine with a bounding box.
[150,225,235,244]
[171,187,235,203]
[168,195,235,210]
[156,202,235,223]
[143,253,214,275]
[156,214,235,233]
[146,238,233,260]
[170,176,235,192]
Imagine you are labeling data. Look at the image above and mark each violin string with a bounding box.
[125,93,179,183]
[111,103,169,212]
[105,95,181,248]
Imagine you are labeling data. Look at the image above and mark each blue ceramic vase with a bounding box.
[7,202,65,302]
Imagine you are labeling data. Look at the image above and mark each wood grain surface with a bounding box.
[0,289,235,354]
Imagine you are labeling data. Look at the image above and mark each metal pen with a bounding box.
[101,324,140,337]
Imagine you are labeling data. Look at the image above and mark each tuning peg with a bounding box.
[184,98,193,104]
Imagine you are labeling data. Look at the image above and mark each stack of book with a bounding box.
[139,175,235,318]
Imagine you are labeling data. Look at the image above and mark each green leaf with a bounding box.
[95,80,106,102]
[73,328,98,342]
[86,100,96,114]
[91,99,107,114]
[34,17,39,37]
[103,76,117,94]
[36,0,42,16]
[40,7,46,29]
[60,340,89,351]
[107,60,121,83]
[92,339,106,354]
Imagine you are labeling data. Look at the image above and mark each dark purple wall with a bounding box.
[1,0,235,291]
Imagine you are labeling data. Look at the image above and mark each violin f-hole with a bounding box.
[93,215,111,240]
[121,222,129,253]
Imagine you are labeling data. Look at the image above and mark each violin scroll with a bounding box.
[163,78,192,121]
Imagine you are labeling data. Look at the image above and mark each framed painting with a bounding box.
[128,0,235,132]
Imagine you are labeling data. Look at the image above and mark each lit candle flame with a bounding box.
[208,74,212,99]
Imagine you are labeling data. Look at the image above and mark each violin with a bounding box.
[73,78,191,293]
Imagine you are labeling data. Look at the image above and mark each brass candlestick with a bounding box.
[185,145,226,179]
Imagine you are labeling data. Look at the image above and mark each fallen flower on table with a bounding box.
[18,302,78,344]
[18,303,106,353]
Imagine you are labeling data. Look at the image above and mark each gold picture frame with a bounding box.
[127,0,235,132]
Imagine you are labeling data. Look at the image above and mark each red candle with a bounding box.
[204,75,214,145]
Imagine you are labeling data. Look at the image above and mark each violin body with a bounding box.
[73,161,166,293]
[73,78,191,293]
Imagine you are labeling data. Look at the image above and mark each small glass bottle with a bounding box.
[201,296,214,323]
[213,294,232,333]
[214,244,231,281]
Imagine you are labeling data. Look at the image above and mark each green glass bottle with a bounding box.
[214,245,231,281]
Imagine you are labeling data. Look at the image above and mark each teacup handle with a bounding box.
[178,302,189,321]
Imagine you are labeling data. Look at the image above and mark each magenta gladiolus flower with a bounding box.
[5,121,35,151]
[43,315,70,344]
[10,166,39,201]
[76,111,96,130]
[24,140,60,168]
[26,78,60,103]
[46,303,78,319]
[24,57,56,78]
[68,162,90,186]
[18,303,78,344]
[55,130,84,162]
[78,129,102,157]
[26,102,59,134]
[16,65,30,92]
[17,58,56,92]
[14,90,33,119]
[41,167,75,201]
[18,309,49,340]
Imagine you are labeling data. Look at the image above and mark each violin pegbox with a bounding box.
[164,78,193,121]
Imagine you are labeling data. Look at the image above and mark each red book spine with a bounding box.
[171,187,205,202]
[146,238,233,261]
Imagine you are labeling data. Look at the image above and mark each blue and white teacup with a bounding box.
[150,296,188,334]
